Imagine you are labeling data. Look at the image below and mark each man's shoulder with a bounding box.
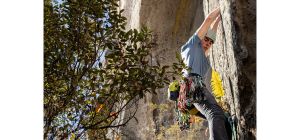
[181,34,201,50]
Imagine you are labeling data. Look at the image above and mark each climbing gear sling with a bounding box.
[170,74,207,130]
[177,74,205,112]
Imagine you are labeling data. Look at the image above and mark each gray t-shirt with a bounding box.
[181,33,212,92]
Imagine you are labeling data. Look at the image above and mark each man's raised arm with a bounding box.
[211,15,221,33]
[196,7,220,40]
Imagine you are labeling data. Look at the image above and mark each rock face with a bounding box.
[115,0,256,139]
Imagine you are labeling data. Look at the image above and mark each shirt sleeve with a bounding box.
[180,33,206,75]
[181,33,202,55]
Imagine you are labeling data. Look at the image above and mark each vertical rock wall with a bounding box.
[116,0,256,139]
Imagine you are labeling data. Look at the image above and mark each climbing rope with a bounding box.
[225,112,238,140]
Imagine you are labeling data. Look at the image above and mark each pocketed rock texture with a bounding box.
[108,0,256,139]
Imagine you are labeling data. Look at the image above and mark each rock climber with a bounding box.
[180,7,229,140]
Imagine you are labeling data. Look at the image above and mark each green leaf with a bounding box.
[44,1,170,138]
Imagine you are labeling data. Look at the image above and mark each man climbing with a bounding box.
[180,7,229,140]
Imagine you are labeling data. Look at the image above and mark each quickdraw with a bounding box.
[177,75,205,112]
[177,78,192,112]
[175,75,206,131]
[175,100,191,130]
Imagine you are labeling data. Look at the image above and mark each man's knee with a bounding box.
[206,104,225,120]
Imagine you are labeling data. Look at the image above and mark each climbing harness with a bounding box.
[177,74,205,112]
[170,74,206,130]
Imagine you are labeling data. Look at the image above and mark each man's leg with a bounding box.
[195,111,206,119]
[193,88,229,140]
